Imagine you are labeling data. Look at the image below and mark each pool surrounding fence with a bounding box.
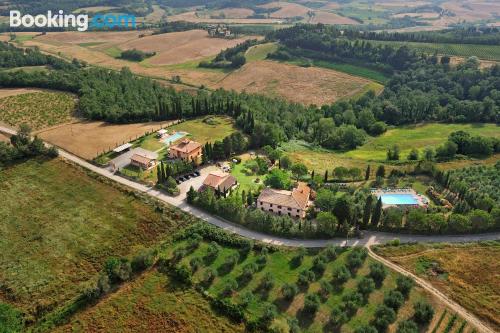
[371,188,429,208]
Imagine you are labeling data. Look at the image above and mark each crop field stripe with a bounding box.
[365,40,500,61]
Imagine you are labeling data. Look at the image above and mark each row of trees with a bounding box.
[201,132,248,162]
[0,125,58,166]
[199,39,259,69]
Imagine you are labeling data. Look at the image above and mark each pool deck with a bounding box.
[371,188,429,208]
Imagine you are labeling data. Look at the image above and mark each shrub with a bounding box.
[413,301,434,324]
[220,278,238,297]
[0,302,24,333]
[357,277,375,298]
[323,245,338,261]
[202,267,217,286]
[172,247,187,262]
[341,291,363,316]
[319,280,333,300]
[189,257,202,272]
[222,253,240,271]
[312,255,327,275]
[104,257,132,283]
[291,247,306,266]
[239,291,254,308]
[259,272,275,291]
[396,275,415,298]
[384,290,405,310]
[330,307,349,327]
[298,270,315,287]
[131,249,156,272]
[204,241,221,263]
[346,248,367,272]
[303,294,321,315]
[173,264,192,284]
[240,263,258,281]
[332,264,351,284]
[210,298,244,322]
[373,304,396,331]
[281,283,299,301]
[397,320,419,333]
[369,262,387,287]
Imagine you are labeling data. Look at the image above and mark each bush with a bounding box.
[369,262,387,287]
[319,280,333,300]
[281,283,299,301]
[259,272,275,291]
[341,291,363,316]
[384,290,405,310]
[332,264,351,284]
[396,275,415,298]
[202,267,217,286]
[373,304,396,331]
[357,277,375,298]
[413,301,434,324]
[204,241,221,263]
[323,245,338,261]
[0,302,24,333]
[312,255,327,275]
[220,278,238,297]
[189,257,203,272]
[210,298,244,322]
[104,257,132,283]
[330,307,349,326]
[240,263,258,282]
[303,293,321,315]
[346,248,367,272]
[173,264,192,284]
[397,320,419,333]
[298,270,316,287]
[131,249,156,272]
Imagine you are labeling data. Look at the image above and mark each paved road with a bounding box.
[3,125,499,333]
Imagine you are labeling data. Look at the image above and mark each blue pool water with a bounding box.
[162,132,187,145]
[380,194,418,205]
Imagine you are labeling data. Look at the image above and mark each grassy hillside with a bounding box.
[167,115,238,145]
[343,123,500,162]
[0,158,192,322]
[374,241,500,332]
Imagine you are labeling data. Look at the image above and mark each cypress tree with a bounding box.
[372,198,383,227]
[365,165,371,180]
[362,195,374,227]
[324,170,328,182]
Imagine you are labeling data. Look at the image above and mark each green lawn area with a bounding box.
[366,40,500,61]
[343,123,500,162]
[0,158,189,320]
[311,60,389,84]
[165,235,438,333]
[230,159,264,193]
[168,115,238,145]
[54,270,244,333]
[103,46,122,58]
[245,42,279,62]
[0,91,77,130]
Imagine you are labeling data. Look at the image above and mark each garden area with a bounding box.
[168,115,238,145]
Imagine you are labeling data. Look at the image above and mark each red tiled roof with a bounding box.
[170,139,201,153]
[258,182,311,210]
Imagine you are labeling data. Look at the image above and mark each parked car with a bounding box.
[175,179,181,184]
[193,171,200,176]
[184,174,191,180]
[178,176,185,182]
[190,172,197,177]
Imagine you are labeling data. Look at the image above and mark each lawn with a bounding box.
[230,156,264,193]
[0,158,191,321]
[343,123,500,162]
[366,40,500,62]
[54,271,244,333]
[374,241,500,332]
[167,115,238,145]
[0,91,77,130]
[164,234,447,333]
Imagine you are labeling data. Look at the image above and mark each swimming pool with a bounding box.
[162,132,187,145]
[380,194,418,205]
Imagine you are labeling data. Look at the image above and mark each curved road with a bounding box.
[2,126,499,333]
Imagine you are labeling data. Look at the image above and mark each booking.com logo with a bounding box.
[9,10,136,32]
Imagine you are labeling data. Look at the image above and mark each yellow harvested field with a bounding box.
[309,11,360,24]
[168,11,281,24]
[261,2,311,18]
[118,30,255,65]
[217,60,373,105]
[38,120,177,160]
[0,88,45,99]
[73,6,118,13]
[34,30,148,46]
[144,5,166,22]
[392,12,440,19]
[208,7,255,18]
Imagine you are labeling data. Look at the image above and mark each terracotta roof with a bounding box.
[131,154,154,165]
[203,171,237,192]
[258,182,311,210]
[170,139,201,153]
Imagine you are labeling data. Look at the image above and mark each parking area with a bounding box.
[107,148,158,171]
[176,164,219,200]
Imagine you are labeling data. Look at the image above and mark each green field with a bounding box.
[54,271,244,333]
[168,115,238,145]
[0,91,77,130]
[0,158,190,321]
[310,60,389,84]
[161,231,442,333]
[245,42,279,62]
[366,40,500,62]
[343,123,500,161]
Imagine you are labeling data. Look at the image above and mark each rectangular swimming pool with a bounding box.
[162,132,187,145]
[380,194,418,205]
